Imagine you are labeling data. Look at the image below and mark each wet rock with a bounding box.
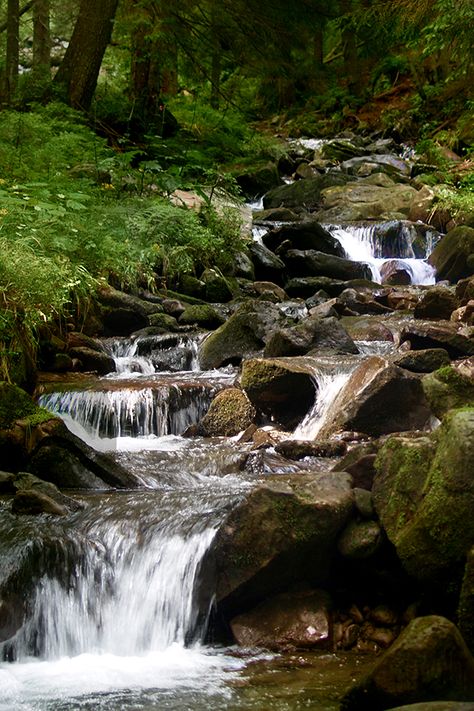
[148,312,180,331]
[29,420,142,489]
[340,616,474,710]
[240,357,317,428]
[393,348,451,373]
[337,519,383,560]
[178,304,225,329]
[264,315,359,358]
[284,249,372,282]
[230,589,332,651]
[318,356,431,438]
[422,363,474,418]
[67,346,116,375]
[399,322,474,359]
[248,242,286,284]
[414,286,458,320]
[198,388,256,437]
[12,489,67,516]
[275,439,347,459]
[373,410,474,584]
[380,259,412,285]
[428,226,474,283]
[262,173,353,210]
[231,250,255,280]
[211,471,353,615]
[262,221,345,257]
[67,332,108,352]
[12,471,81,513]
[198,300,286,370]
[338,289,392,316]
[285,276,378,299]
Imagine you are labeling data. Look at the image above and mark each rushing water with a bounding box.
[327,223,437,285]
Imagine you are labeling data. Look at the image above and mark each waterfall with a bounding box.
[39,381,219,443]
[292,368,353,440]
[104,334,202,376]
[327,223,437,285]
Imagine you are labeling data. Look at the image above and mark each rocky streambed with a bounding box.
[1,132,474,709]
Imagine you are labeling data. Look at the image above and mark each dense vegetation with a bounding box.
[0,0,473,384]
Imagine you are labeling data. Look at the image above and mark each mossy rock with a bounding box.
[374,409,474,584]
[210,471,353,616]
[428,226,474,283]
[422,365,474,419]
[199,387,256,437]
[341,616,474,710]
[148,312,180,331]
[178,304,225,329]
[198,300,285,370]
[240,356,317,428]
[0,381,54,430]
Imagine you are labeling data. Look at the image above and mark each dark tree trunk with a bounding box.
[5,0,20,104]
[33,0,51,82]
[54,0,119,111]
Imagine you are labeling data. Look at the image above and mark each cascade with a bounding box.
[105,334,202,375]
[292,367,354,440]
[327,223,437,285]
[39,379,226,444]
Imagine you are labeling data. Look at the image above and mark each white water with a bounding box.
[328,224,437,285]
[39,381,218,442]
[0,482,249,710]
[105,335,202,377]
[292,368,353,440]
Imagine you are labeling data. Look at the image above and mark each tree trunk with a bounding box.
[5,0,20,104]
[54,0,119,111]
[33,0,51,82]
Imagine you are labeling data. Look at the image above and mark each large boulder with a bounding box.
[314,177,418,222]
[284,249,373,281]
[263,314,359,358]
[198,300,287,370]
[393,348,451,374]
[373,409,474,584]
[428,226,474,283]
[67,346,116,375]
[210,471,353,616]
[28,420,142,489]
[248,242,286,284]
[341,616,474,710]
[317,356,431,438]
[240,356,318,428]
[262,221,345,257]
[262,173,353,210]
[230,589,332,651]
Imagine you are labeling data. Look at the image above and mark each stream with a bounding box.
[0,140,441,709]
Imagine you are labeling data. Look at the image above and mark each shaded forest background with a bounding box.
[0,0,473,387]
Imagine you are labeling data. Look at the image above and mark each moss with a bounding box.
[0,381,41,429]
